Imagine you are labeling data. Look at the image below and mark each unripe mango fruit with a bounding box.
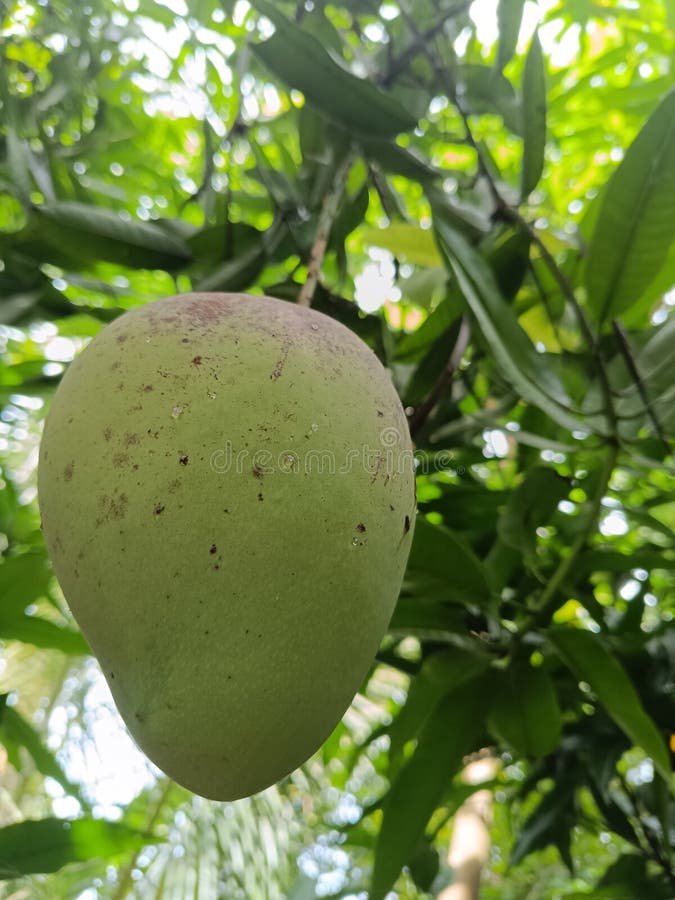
[38,293,415,800]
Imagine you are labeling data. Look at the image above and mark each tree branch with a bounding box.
[380,1,472,88]
[612,319,671,453]
[297,148,355,308]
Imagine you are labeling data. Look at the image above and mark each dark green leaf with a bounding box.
[584,87,675,324]
[396,289,464,359]
[497,0,526,71]
[31,203,192,270]
[548,629,671,780]
[362,139,440,182]
[250,2,416,138]
[459,65,521,134]
[0,700,86,806]
[407,518,492,607]
[0,818,159,878]
[389,646,492,763]
[371,675,491,900]
[498,466,570,562]
[487,660,562,756]
[434,218,590,433]
[520,32,547,200]
[510,779,576,867]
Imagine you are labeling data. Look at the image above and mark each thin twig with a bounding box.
[612,319,671,453]
[380,1,472,88]
[367,162,400,222]
[409,315,472,437]
[297,149,356,308]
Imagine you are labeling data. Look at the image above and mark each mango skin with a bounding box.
[38,293,415,800]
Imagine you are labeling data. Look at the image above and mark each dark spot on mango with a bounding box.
[154,503,165,515]
[356,523,366,533]
[179,455,189,465]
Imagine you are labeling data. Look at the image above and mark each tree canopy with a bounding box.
[0,0,673,897]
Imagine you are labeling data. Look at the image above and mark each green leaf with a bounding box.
[459,65,521,134]
[496,0,526,71]
[510,778,576,868]
[371,675,491,900]
[6,128,31,206]
[31,202,192,271]
[250,1,415,138]
[520,32,547,201]
[193,239,267,293]
[0,617,90,655]
[434,218,590,434]
[407,518,492,607]
[389,646,492,764]
[403,317,462,407]
[362,139,440,182]
[0,699,86,807]
[548,629,671,780]
[584,87,675,324]
[0,818,159,878]
[362,223,442,267]
[396,289,464,359]
[0,551,52,619]
[487,660,562,756]
[498,466,570,562]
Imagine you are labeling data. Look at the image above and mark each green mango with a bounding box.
[38,293,415,799]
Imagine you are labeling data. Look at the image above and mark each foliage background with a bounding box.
[0,0,673,897]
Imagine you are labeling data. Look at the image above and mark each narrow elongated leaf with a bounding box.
[0,615,89,655]
[250,1,415,137]
[32,202,192,270]
[0,699,86,806]
[497,0,526,70]
[487,661,562,756]
[510,778,575,867]
[520,33,547,200]
[407,518,492,607]
[6,129,31,205]
[0,818,159,878]
[434,219,590,434]
[371,675,491,900]
[194,239,266,293]
[585,87,675,324]
[389,647,491,763]
[548,629,671,780]
[362,139,440,182]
